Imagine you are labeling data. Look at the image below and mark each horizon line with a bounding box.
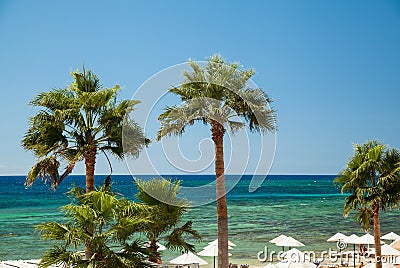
[0,173,337,176]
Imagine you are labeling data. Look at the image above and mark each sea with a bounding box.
[1,175,399,265]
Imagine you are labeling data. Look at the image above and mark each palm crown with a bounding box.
[157,54,275,140]
[335,140,400,223]
[22,69,148,190]
[135,178,201,263]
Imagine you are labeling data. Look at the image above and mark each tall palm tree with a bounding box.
[136,178,201,264]
[334,141,400,268]
[22,69,149,193]
[157,55,276,268]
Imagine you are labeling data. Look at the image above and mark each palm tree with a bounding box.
[157,55,276,268]
[334,141,400,268]
[136,178,201,264]
[36,187,153,268]
[22,69,149,193]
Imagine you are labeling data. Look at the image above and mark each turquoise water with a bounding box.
[1,175,399,263]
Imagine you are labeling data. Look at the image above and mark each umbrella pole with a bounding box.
[353,244,356,268]
[214,256,215,268]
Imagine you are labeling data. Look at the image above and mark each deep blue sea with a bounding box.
[1,175,399,264]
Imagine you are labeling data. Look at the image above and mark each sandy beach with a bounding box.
[2,254,398,268]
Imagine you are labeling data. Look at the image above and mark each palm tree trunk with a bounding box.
[211,120,229,268]
[85,148,96,193]
[373,202,382,268]
[84,148,96,259]
[149,239,162,264]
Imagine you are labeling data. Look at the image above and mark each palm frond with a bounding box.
[22,111,67,157]
[36,222,83,248]
[227,88,276,133]
[39,246,82,268]
[157,104,201,140]
[118,117,148,158]
[25,156,60,188]
[356,207,373,231]
[30,88,78,111]
[165,221,201,252]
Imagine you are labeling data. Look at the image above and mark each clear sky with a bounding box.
[1,0,400,176]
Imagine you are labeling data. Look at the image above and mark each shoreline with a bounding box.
[0,256,392,268]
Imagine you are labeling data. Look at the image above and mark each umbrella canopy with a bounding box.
[357,234,382,245]
[198,244,232,268]
[327,233,348,242]
[276,236,305,247]
[382,244,400,256]
[344,234,361,244]
[170,252,208,265]
[364,262,397,268]
[270,235,289,244]
[198,244,233,256]
[390,239,400,250]
[382,232,400,241]
[208,239,236,247]
[368,244,400,256]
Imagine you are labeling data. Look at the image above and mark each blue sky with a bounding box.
[0,0,400,176]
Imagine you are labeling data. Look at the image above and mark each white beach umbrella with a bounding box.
[276,236,305,248]
[344,234,361,244]
[357,233,383,245]
[327,232,348,262]
[390,239,400,250]
[270,235,289,244]
[199,244,233,255]
[368,244,400,256]
[170,252,208,265]
[280,248,310,262]
[327,232,348,242]
[275,236,305,253]
[356,233,381,255]
[198,244,232,268]
[356,233,384,255]
[208,239,237,247]
[344,234,360,268]
[364,262,397,268]
[381,232,400,241]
